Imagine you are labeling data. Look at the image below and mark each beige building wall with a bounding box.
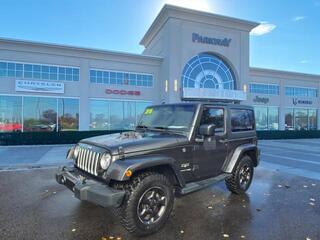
[248,68,320,130]
[0,39,162,130]
[141,5,257,103]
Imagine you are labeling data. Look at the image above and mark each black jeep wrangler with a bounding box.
[56,103,259,236]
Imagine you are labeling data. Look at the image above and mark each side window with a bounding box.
[231,109,255,132]
[200,107,224,132]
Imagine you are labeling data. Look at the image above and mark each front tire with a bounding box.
[115,172,174,236]
[225,155,254,194]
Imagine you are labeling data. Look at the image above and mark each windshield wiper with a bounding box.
[136,125,149,131]
[151,126,186,136]
[152,126,167,130]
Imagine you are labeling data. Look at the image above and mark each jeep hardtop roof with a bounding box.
[148,102,253,110]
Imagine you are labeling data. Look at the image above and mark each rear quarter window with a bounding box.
[231,109,255,132]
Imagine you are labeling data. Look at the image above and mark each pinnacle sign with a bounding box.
[192,33,232,47]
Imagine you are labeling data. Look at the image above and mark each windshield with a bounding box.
[137,104,197,134]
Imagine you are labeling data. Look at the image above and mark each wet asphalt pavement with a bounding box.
[0,139,320,240]
[1,167,319,240]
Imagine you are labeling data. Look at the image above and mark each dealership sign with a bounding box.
[105,89,141,96]
[253,96,269,104]
[293,98,312,105]
[15,80,64,94]
[192,33,232,47]
[182,88,246,101]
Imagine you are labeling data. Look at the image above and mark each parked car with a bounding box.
[0,122,22,132]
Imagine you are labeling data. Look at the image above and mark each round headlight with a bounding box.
[73,145,80,159]
[100,153,111,170]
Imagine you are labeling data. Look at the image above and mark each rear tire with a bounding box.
[114,172,174,236]
[225,155,254,194]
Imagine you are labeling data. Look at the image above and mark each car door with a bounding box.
[193,106,229,179]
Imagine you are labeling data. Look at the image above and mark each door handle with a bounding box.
[218,139,229,144]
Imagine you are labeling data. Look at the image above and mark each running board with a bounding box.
[179,173,230,195]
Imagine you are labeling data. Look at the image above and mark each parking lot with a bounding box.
[0,139,319,240]
[259,139,320,180]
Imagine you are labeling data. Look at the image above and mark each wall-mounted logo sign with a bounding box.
[253,96,269,104]
[105,89,141,96]
[192,33,232,47]
[293,98,312,105]
[15,80,64,94]
[182,88,246,101]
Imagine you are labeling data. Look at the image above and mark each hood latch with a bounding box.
[118,146,125,159]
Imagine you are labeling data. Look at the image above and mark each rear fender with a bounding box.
[223,144,259,173]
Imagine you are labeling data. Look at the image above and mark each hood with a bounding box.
[80,131,188,155]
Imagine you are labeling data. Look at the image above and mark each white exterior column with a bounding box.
[79,60,90,131]
[317,109,320,130]
[279,107,285,130]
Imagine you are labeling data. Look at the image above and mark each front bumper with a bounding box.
[55,166,125,208]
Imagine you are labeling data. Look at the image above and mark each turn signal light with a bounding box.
[125,170,133,177]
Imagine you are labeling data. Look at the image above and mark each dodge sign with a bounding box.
[105,89,141,96]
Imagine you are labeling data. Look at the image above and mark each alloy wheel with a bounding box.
[239,164,252,189]
[137,187,167,225]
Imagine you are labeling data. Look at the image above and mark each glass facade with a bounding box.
[181,53,235,90]
[1,60,319,132]
[285,109,294,130]
[249,83,279,95]
[0,61,79,81]
[58,98,79,131]
[90,69,153,87]
[285,108,317,130]
[308,109,317,130]
[23,97,58,132]
[90,100,109,130]
[0,96,22,132]
[0,95,79,132]
[90,100,152,130]
[285,86,318,97]
[254,106,279,130]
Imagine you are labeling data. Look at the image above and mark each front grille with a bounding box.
[76,146,101,176]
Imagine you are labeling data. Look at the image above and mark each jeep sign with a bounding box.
[253,96,269,104]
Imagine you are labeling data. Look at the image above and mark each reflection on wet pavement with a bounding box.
[0,166,319,240]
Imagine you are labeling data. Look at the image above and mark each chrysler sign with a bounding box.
[192,33,231,47]
[15,80,64,94]
[105,89,141,96]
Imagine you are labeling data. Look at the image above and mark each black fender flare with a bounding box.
[105,155,185,187]
[222,144,259,173]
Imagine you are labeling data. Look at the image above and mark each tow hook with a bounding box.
[79,175,87,184]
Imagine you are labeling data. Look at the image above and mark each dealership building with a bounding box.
[1,4,320,132]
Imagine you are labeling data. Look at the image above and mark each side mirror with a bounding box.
[199,124,216,137]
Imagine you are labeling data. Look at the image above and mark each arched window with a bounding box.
[181,53,235,90]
